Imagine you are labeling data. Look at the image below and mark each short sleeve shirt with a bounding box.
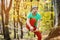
[27,12,41,21]
[27,12,42,26]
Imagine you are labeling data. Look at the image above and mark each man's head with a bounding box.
[31,6,38,14]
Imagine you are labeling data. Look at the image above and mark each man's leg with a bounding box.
[34,31,42,40]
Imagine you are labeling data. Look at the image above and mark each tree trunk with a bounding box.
[1,0,12,40]
[13,12,16,39]
[13,3,16,39]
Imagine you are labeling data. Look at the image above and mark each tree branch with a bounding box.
[7,0,12,12]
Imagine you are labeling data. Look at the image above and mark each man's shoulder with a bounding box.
[37,12,40,16]
[27,12,32,17]
[28,12,32,15]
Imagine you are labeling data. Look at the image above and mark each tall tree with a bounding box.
[13,0,16,38]
[1,0,12,40]
[13,0,23,39]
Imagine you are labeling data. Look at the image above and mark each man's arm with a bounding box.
[37,20,41,30]
[27,18,31,27]
[37,13,42,29]
[27,18,33,30]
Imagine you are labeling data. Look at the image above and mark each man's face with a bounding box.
[32,8,38,13]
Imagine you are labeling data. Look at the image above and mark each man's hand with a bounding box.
[35,28,38,31]
[30,26,34,31]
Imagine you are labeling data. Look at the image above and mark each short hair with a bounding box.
[32,6,38,9]
[31,6,38,11]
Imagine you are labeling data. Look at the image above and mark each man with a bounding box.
[26,6,42,40]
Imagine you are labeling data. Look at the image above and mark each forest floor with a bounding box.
[0,34,47,40]
[0,34,60,40]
